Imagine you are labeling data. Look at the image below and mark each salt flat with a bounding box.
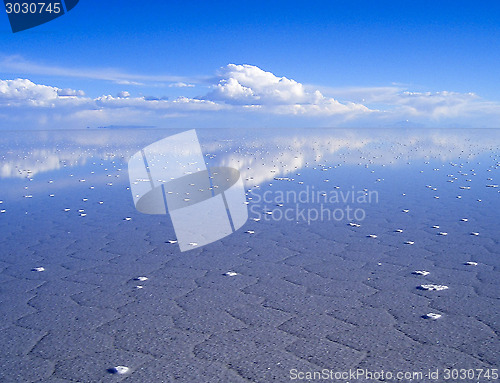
[0,128,498,382]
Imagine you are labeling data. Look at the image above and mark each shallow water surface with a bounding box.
[0,128,499,382]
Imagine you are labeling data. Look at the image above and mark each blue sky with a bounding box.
[0,0,499,128]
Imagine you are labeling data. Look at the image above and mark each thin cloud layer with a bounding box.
[319,85,500,122]
[0,55,201,86]
[0,64,499,129]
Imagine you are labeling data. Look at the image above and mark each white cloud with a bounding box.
[169,82,195,88]
[317,84,500,125]
[93,95,223,111]
[207,64,313,104]
[117,91,130,98]
[57,88,85,97]
[0,55,203,86]
[0,79,89,110]
[389,91,488,119]
[0,64,499,129]
[0,78,58,102]
[204,64,371,116]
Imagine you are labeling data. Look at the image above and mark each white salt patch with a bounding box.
[419,284,449,291]
[464,261,478,266]
[413,270,430,276]
[424,313,442,320]
[109,366,130,375]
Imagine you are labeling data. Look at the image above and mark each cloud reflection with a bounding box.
[0,129,498,184]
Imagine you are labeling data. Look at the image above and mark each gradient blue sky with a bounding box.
[0,0,499,128]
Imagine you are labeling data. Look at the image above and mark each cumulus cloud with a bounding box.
[318,85,500,122]
[0,78,91,112]
[93,94,222,111]
[0,64,499,129]
[207,64,314,104]
[117,91,130,98]
[388,91,490,119]
[0,78,59,103]
[204,64,370,116]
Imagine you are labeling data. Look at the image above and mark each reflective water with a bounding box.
[0,128,499,381]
